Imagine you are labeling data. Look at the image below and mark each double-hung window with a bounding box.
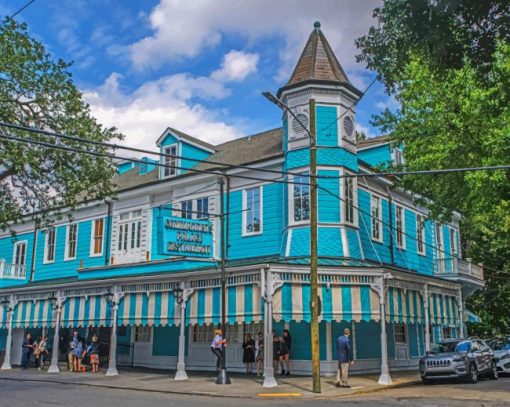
[416,214,426,255]
[243,186,262,235]
[163,145,178,177]
[292,174,310,222]
[196,197,209,219]
[395,205,406,249]
[13,241,27,277]
[371,195,382,242]
[181,200,193,219]
[435,224,444,257]
[65,224,78,260]
[344,177,356,225]
[44,228,56,263]
[449,228,458,256]
[92,218,104,256]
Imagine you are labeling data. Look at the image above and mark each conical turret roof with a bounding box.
[278,22,361,97]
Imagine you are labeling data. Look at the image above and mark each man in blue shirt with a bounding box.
[336,328,354,388]
[21,332,34,369]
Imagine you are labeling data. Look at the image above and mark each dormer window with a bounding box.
[343,116,354,141]
[163,145,178,177]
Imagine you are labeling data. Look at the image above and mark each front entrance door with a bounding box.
[132,326,152,367]
[393,323,409,360]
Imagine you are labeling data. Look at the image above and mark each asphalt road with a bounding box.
[1,376,509,407]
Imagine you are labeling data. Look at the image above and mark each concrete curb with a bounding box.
[0,374,421,400]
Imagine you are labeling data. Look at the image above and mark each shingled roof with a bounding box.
[278,22,361,97]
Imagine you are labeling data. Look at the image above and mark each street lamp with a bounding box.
[262,91,321,393]
[173,287,184,305]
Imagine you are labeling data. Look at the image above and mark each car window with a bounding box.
[431,341,458,353]
[491,340,510,351]
[455,341,471,353]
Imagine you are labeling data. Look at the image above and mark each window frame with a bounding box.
[180,200,193,219]
[162,144,179,178]
[342,175,358,226]
[289,173,311,225]
[12,240,28,267]
[416,214,426,256]
[393,322,408,344]
[435,223,444,258]
[43,227,57,264]
[196,197,209,220]
[90,218,105,257]
[449,227,458,257]
[242,186,263,236]
[395,205,406,250]
[64,223,79,261]
[370,194,383,243]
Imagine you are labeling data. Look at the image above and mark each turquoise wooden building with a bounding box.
[0,23,484,385]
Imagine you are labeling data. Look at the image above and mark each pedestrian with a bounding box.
[336,328,354,388]
[85,334,100,373]
[68,331,79,371]
[21,332,34,369]
[210,328,226,372]
[279,329,292,376]
[73,336,84,372]
[242,333,255,374]
[255,332,264,376]
[38,335,49,370]
[272,333,281,371]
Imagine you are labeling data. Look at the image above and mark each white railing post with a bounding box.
[175,283,193,381]
[1,295,17,370]
[422,284,431,353]
[263,267,279,388]
[106,286,124,376]
[48,291,65,373]
[376,274,392,385]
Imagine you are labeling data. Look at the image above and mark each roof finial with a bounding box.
[314,21,321,32]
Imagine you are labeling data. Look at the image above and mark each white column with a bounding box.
[457,290,464,339]
[175,284,193,381]
[378,275,392,385]
[263,267,277,388]
[106,286,123,376]
[325,322,332,362]
[1,295,16,370]
[423,285,431,352]
[48,292,64,373]
[351,321,357,360]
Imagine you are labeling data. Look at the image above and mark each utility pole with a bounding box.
[216,176,231,384]
[309,98,321,393]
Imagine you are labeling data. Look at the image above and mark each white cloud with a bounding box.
[128,0,381,79]
[355,123,377,139]
[375,95,400,112]
[211,50,259,82]
[83,52,259,153]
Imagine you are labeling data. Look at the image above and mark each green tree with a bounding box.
[357,1,510,335]
[0,18,122,231]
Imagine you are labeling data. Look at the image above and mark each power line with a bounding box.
[3,0,36,21]
[348,165,510,178]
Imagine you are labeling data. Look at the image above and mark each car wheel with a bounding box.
[467,363,478,384]
[490,362,499,380]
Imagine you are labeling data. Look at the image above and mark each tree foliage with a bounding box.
[357,1,510,335]
[0,18,122,231]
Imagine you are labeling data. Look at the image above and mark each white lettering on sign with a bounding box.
[165,219,212,233]
[163,217,213,257]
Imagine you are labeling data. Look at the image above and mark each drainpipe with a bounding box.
[386,190,395,265]
[104,200,113,266]
[29,221,39,282]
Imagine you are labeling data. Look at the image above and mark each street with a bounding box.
[1,377,509,407]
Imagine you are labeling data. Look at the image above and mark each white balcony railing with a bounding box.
[435,257,484,281]
[0,261,26,280]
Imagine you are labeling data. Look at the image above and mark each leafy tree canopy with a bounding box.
[0,18,122,231]
[358,1,510,335]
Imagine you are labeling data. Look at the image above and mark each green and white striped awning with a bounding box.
[0,302,8,329]
[61,295,112,328]
[118,292,180,327]
[273,284,381,323]
[429,293,459,327]
[11,299,54,328]
[385,287,424,324]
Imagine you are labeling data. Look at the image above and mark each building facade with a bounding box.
[0,24,484,381]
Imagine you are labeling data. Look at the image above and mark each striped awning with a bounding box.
[429,293,459,327]
[273,284,380,323]
[386,287,424,324]
[465,309,482,323]
[118,292,180,327]
[187,284,263,325]
[0,303,7,329]
[12,300,54,328]
[61,295,111,328]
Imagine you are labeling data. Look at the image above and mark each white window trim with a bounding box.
[196,197,209,220]
[341,172,359,227]
[90,218,105,257]
[288,173,311,226]
[449,227,458,256]
[416,215,426,256]
[242,186,263,237]
[43,228,57,264]
[64,223,79,261]
[435,223,444,258]
[370,194,383,243]
[12,240,28,266]
[395,205,406,250]
[162,143,179,179]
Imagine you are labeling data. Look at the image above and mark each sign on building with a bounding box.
[160,216,213,258]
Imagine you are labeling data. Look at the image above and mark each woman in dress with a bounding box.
[242,333,255,374]
[255,332,264,376]
[279,329,292,376]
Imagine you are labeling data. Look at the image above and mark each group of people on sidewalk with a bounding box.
[66,331,100,373]
[21,332,50,370]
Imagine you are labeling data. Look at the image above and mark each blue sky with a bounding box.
[1,0,396,150]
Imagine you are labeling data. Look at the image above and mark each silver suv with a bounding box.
[419,338,498,383]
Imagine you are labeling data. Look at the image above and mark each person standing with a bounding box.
[242,333,255,374]
[85,335,100,373]
[73,336,84,372]
[336,328,354,388]
[255,332,264,376]
[68,331,79,371]
[21,332,34,369]
[210,328,226,372]
[38,335,49,370]
[280,329,292,376]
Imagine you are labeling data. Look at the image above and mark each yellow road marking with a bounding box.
[257,393,303,397]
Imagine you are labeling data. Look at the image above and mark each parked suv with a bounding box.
[419,337,498,383]
[488,336,510,374]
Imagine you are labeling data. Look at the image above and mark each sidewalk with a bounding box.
[0,366,420,399]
